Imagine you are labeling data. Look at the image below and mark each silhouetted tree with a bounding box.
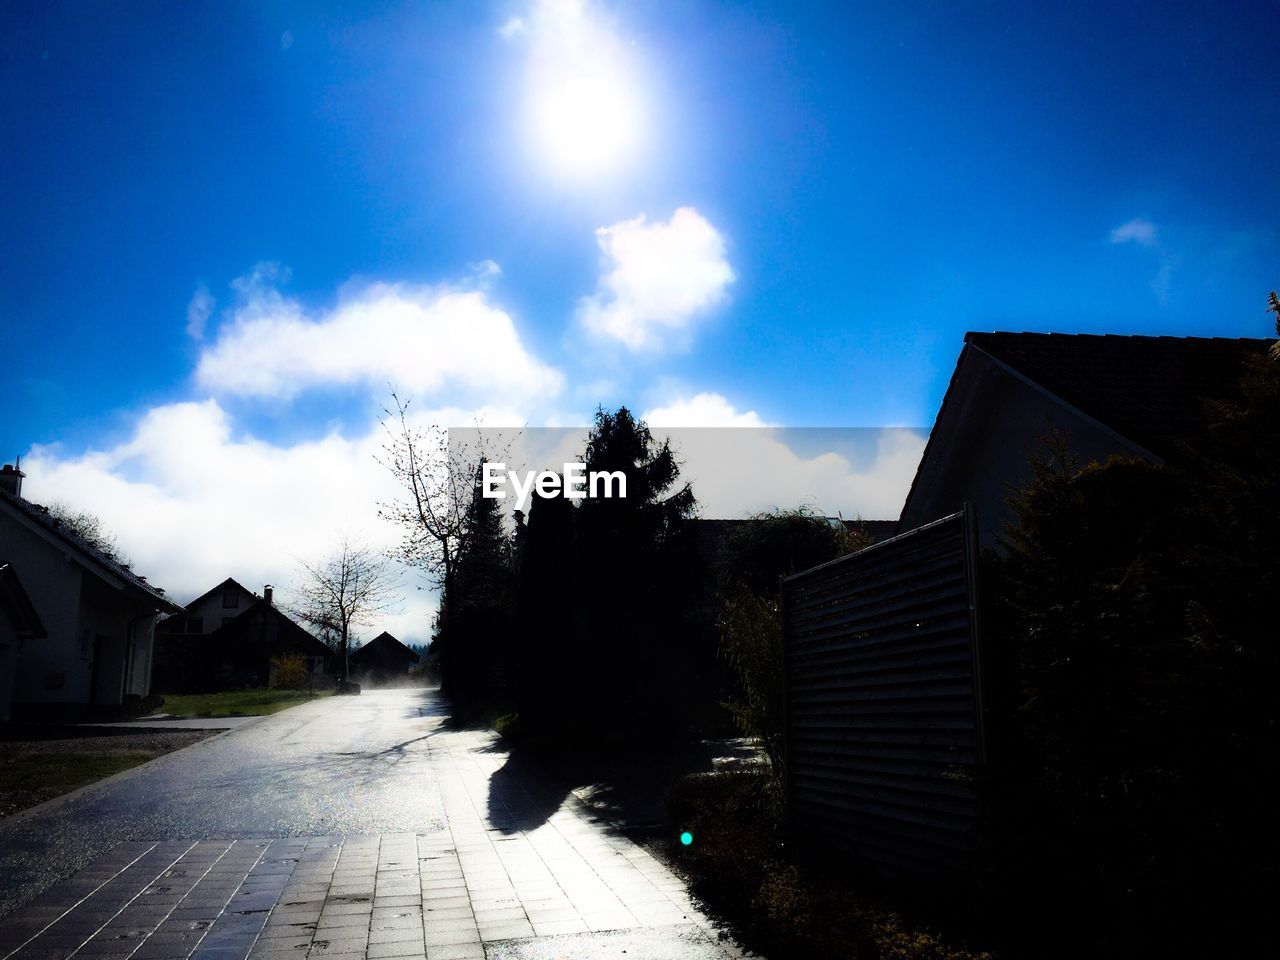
[567,407,700,737]
[295,535,399,682]
[514,486,583,732]
[717,507,868,781]
[431,462,518,716]
[985,304,1280,951]
[377,392,512,599]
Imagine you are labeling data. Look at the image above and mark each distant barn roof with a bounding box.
[966,332,1271,459]
[350,631,419,665]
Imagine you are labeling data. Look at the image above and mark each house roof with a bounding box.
[0,490,184,613]
[965,332,1271,459]
[0,562,47,640]
[350,631,420,665]
[207,599,332,659]
[180,576,258,611]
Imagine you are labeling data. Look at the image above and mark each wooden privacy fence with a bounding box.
[782,508,985,875]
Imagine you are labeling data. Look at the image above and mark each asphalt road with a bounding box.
[0,689,451,919]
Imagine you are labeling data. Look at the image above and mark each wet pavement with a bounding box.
[0,689,742,959]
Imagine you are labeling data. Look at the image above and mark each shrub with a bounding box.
[985,386,1280,951]
[664,771,994,960]
[716,507,869,783]
[269,654,309,690]
[494,712,523,742]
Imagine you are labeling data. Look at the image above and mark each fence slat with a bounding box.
[783,508,983,877]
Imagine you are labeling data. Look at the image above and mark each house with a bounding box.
[349,631,419,682]
[155,578,331,691]
[160,577,260,637]
[0,563,47,721]
[777,331,1275,876]
[0,464,184,721]
[899,332,1273,543]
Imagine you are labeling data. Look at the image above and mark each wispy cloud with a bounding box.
[185,285,215,340]
[578,207,735,352]
[1109,217,1159,247]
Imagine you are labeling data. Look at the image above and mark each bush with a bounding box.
[494,712,523,742]
[716,507,869,782]
[984,394,1280,951]
[269,654,309,690]
[664,771,993,960]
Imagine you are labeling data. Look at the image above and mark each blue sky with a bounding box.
[2,0,1277,635]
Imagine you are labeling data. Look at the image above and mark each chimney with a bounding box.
[0,463,24,498]
[264,584,274,606]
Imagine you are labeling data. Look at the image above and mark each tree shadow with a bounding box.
[484,734,761,836]
[485,743,574,835]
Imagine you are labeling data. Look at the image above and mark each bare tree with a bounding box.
[294,535,399,683]
[376,392,512,598]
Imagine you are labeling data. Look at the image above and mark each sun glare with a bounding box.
[529,65,643,178]
[517,0,647,180]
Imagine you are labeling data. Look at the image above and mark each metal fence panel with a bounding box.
[782,508,983,875]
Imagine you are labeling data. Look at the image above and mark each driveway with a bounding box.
[0,689,740,960]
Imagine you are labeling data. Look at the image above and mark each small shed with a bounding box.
[349,631,419,682]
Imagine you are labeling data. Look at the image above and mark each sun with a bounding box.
[515,0,648,180]
[529,64,644,179]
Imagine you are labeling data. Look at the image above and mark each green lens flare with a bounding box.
[680,831,693,846]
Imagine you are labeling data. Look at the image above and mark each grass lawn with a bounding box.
[2,753,152,795]
[0,731,212,819]
[158,688,333,718]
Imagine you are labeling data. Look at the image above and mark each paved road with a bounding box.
[0,689,739,959]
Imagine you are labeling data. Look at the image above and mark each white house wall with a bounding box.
[0,619,18,721]
[0,508,164,715]
[183,582,258,634]
[1,510,89,709]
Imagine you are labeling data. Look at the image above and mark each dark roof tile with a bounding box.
[965,331,1272,458]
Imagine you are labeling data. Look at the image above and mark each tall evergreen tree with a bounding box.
[573,407,700,737]
[432,461,516,716]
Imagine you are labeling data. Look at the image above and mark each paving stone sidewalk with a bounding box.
[0,725,742,960]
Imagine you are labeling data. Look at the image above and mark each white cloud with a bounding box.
[1109,217,1158,246]
[639,392,922,518]
[578,207,735,351]
[643,392,770,428]
[498,16,525,39]
[196,274,563,403]
[185,285,214,340]
[667,426,924,520]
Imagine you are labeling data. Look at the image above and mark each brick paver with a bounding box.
[0,723,741,960]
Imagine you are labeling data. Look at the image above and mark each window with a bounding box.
[188,616,203,633]
[223,591,239,608]
[222,617,234,627]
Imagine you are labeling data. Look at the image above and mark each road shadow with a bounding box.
[484,735,761,836]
